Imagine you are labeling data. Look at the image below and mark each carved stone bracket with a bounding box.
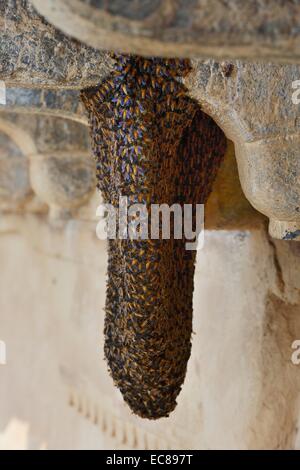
[0,111,95,219]
[186,60,300,240]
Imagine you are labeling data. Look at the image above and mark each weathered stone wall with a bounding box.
[0,0,299,450]
[31,0,300,63]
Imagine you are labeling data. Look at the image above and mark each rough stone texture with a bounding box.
[186,60,300,240]
[31,0,300,63]
[0,0,113,89]
[0,112,95,218]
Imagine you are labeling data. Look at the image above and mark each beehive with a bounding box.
[81,55,226,419]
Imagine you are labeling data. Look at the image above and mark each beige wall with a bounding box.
[0,212,299,450]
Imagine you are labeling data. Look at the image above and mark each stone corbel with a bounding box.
[0,0,112,88]
[186,61,300,241]
[0,112,95,220]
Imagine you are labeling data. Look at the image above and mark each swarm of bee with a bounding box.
[81,54,226,419]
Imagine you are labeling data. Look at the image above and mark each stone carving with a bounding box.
[186,60,300,241]
[0,111,95,219]
[31,0,300,63]
[0,0,112,88]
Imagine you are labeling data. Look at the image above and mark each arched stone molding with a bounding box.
[0,114,96,220]
[1,88,88,125]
